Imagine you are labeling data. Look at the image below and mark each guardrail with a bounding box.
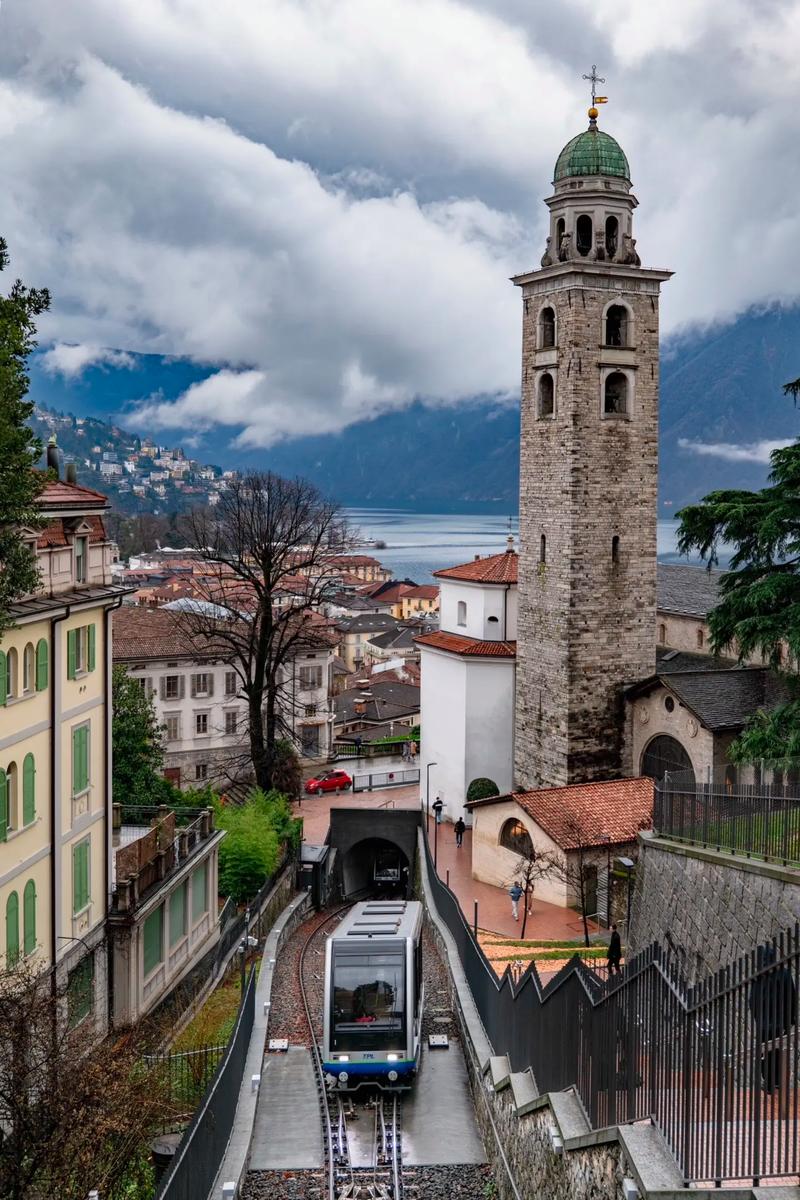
[353,768,420,792]
[155,966,256,1200]
[422,828,800,1187]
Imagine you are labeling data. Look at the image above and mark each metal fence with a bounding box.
[423,832,800,1186]
[147,1042,227,1125]
[353,768,420,792]
[156,965,256,1200]
[656,770,800,868]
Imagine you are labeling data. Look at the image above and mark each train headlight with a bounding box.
[338,1071,349,1084]
[388,1070,399,1082]
[387,1054,400,1062]
[336,1055,350,1062]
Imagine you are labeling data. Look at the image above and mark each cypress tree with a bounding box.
[0,237,50,634]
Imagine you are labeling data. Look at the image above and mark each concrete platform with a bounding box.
[402,1042,485,1166]
[249,1046,323,1169]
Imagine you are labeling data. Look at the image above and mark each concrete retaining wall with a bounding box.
[629,832,800,980]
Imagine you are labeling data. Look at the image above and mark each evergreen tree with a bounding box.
[111,665,171,805]
[677,377,800,762]
[0,238,50,634]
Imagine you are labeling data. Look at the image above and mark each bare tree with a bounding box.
[505,847,561,940]
[179,472,353,791]
[0,961,170,1200]
[538,813,604,947]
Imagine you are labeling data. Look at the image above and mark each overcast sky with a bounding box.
[1,0,799,447]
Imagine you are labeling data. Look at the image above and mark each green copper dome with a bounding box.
[554,126,629,182]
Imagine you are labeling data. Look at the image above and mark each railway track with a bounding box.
[298,905,404,1200]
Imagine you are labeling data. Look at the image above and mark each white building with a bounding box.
[416,545,518,823]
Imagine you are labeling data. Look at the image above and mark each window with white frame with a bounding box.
[299,664,323,690]
[191,672,212,698]
[224,671,237,696]
[195,763,208,782]
[224,710,238,735]
[162,674,181,701]
[195,712,209,736]
[164,713,181,742]
[457,601,467,627]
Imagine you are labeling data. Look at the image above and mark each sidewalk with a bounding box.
[429,818,599,941]
[292,783,421,843]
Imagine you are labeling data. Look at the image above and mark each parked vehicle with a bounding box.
[305,769,353,795]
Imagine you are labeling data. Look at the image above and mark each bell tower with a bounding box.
[513,89,672,791]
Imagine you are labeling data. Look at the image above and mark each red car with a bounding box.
[304,769,353,795]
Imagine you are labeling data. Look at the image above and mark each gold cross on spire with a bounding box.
[582,65,605,106]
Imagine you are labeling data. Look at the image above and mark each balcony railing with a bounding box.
[111,805,215,915]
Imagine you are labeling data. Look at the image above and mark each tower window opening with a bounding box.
[576,215,593,257]
[457,600,467,627]
[605,304,628,347]
[611,535,620,564]
[556,217,565,252]
[540,307,555,349]
[604,372,628,416]
[605,216,619,259]
[658,623,666,645]
[696,628,704,649]
[540,535,546,565]
[538,373,555,418]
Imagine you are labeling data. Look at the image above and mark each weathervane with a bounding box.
[582,65,608,114]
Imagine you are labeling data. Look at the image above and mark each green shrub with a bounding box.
[466,776,500,803]
[214,787,295,903]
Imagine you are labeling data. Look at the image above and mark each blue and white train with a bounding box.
[322,900,423,1091]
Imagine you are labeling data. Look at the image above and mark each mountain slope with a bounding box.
[27,305,800,511]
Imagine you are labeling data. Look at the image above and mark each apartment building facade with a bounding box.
[0,469,126,1034]
[113,606,337,784]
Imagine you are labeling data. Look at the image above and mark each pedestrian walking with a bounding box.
[409,739,417,760]
[509,882,523,922]
[401,741,410,762]
[607,923,622,976]
[454,817,465,848]
[432,793,444,825]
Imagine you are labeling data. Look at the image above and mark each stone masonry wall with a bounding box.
[514,266,665,790]
[629,832,800,980]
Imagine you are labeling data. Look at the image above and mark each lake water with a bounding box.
[346,509,698,584]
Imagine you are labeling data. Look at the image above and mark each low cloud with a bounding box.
[678,437,796,464]
[40,343,135,378]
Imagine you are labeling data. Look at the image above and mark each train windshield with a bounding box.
[332,952,405,1048]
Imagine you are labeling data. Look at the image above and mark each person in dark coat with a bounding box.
[607,924,622,976]
[749,943,797,1093]
[454,817,466,848]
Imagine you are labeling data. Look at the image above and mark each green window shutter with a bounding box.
[67,630,76,680]
[0,771,6,843]
[73,841,89,913]
[35,639,48,691]
[143,906,164,976]
[6,892,19,966]
[87,624,96,672]
[0,650,6,705]
[22,754,35,825]
[72,727,89,794]
[23,880,36,956]
[191,862,208,923]
[169,881,187,947]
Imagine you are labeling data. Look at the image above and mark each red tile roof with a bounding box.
[402,585,439,600]
[434,549,517,585]
[39,478,109,508]
[415,630,516,658]
[469,777,653,849]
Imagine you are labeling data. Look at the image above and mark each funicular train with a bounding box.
[322,900,423,1091]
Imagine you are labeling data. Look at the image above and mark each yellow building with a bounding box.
[0,471,124,1031]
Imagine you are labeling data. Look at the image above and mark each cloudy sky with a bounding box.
[1,0,799,447]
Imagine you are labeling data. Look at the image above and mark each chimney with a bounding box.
[46,434,60,477]
[506,534,514,552]
[66,462,78,485]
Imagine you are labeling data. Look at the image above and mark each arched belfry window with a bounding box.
[605,304,629,347]
[555,217,565,253]
[604,372,628,416]
[576,215,593,257]
[500,819,533,858]
[539,306,555,349]
[605,216,619,259]
[538,373,554,418]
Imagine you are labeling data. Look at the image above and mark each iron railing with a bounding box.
[146,1042,227,1125]
[423,831,800,1187]
[155,965,256,1200]
[655,770,800,868]
[353,768,420,792]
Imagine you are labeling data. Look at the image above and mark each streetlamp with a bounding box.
[425,761,438,830]
[617,856,635,938]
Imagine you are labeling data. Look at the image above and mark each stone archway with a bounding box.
[640,734,696,786]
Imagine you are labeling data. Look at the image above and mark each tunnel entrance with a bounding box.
[342,837,411,898]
